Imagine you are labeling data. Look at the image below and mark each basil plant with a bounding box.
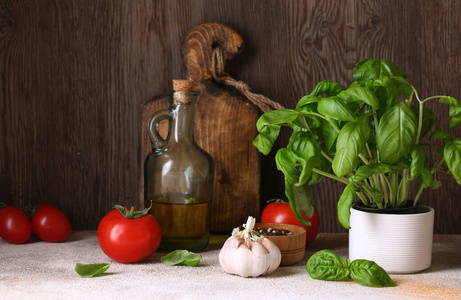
[253,58,461,229]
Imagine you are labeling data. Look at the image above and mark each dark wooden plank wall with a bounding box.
[1,0,460,233]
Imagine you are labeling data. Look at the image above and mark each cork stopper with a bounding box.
[173,79,196,92]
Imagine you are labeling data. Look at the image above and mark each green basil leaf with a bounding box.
[449,105,461,129]
[350,259,396,287]
[420,167,433,188]
[333,115,371,177]
[75,262,111,278]
[161,250,201,267]
[309,80,346,97]
[288,136,320,187]
[410,145,427,180]
[439,96,461,107]
[296,95,321,109]
[253,110,300,155]
[319,119,338,152]
[390,76,413,95]
[337,183,356,229]
[366,77,399,118]
[285,180,313,225]
[411,106,439,139]
[353,59,407,84]
[351,163,395,183]
[318,96,357,122]
[429,130,453,142]
[275,148,298,184]
[295,103,322,129]
[306,250,351,281]
[444,139,461,185]
[377,103,417,164]
[337,86,380,110]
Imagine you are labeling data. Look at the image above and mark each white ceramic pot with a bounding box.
[349,204,434,274]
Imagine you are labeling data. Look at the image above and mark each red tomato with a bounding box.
[32,204,72,242]
[0,206,33,244]
[261,201,320,246]
[97,207,162,263]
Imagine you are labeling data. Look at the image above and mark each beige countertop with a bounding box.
[1,231,460,299]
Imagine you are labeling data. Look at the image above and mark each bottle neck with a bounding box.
[170,92,197,144]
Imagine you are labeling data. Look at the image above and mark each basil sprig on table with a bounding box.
[306,250,395,287]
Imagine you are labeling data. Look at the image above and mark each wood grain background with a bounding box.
[1,0,460,233]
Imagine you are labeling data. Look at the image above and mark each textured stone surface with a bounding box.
[1,232,461,299]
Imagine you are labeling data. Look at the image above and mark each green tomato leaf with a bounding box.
[75,262,111,278]
[161,250,201,267]
[350,163,395,183]
[309,80,346,97]
[353,59,407,84]
[337,183,356,230]
[444,139,461,185]
[333,115,371,177]
[376,103,417,164]
[350,259,395,287]
[306,250,351,281]
[337,86,380,110]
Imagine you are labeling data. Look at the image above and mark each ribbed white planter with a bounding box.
[349,204,434,274]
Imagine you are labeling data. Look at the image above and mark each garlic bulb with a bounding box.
[219,216,281,277]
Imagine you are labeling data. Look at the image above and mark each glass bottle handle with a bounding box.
[147,109,170,152]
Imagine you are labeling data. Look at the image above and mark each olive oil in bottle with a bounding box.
[145,80,214,252]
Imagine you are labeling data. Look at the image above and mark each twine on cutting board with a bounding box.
[211,47,286,112]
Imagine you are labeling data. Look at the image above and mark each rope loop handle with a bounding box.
[211,47,286,113]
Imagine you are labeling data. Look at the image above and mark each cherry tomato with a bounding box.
[97,206,162,263]
[32,204,72,242]
[0,205,33,244]
[261,200,320,246]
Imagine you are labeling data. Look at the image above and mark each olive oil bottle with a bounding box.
[145,80,214,252]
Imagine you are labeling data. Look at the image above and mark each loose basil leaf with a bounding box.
[350,259,396,287]
[376,103,417,164]
[75,262,111,278]
[444,139,461,185]
[337,183,356,229]
[309,80,346,97]
[338,86,379,110]
[306,250,351,281]
[350,163,395,183]
[161,250,201,267]
[318,96,356,122]
[409,145,427,180]
[333,115,371,177]
[353,58,407,84]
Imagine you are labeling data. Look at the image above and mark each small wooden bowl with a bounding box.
[255,223,306,266]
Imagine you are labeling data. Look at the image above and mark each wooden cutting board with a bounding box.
[139,23,261,233]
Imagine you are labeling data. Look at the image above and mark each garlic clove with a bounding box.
[249,240,271,277]
[261,238,282,275]
[219,236,243,274]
